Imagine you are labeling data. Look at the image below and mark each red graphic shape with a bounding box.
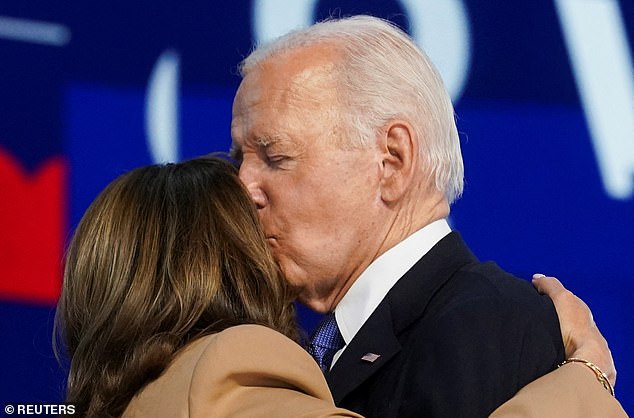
[0,148,67,305]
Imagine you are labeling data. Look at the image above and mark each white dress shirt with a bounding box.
[331,218,451,368]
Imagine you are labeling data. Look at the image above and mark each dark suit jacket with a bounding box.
[327,232,565,418]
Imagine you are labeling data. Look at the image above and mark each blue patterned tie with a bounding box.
[308,312,344,373]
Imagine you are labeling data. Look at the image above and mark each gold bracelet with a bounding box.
[558,358,615,397]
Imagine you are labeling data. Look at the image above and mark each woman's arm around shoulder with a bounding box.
[490,363,627,418]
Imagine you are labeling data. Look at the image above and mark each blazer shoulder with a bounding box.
[196,324,297,355]
[189,324,361,417]
[191,324,326,394]
[445,262,556,313]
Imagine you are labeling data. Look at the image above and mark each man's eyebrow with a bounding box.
[254,136,281,147]
[230,136,284,158]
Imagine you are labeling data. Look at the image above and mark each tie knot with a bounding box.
[308,313,344,372]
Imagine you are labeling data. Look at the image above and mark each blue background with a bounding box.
[1,0,632,412]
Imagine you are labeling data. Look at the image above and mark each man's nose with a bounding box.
[239,165,267,210]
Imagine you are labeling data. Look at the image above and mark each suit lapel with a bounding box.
[326,300,401,404]
[327,232,478,403]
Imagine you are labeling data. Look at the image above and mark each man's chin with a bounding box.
[274,260,332,312]
[295,293,332,314]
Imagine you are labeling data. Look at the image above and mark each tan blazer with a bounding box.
[124,324,627,417]
[123,325,360,417]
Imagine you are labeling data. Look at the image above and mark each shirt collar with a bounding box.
[334,219,451,347]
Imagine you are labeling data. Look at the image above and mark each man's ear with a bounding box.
[379,121,418,203]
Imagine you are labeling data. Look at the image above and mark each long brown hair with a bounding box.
[55,156,297,417]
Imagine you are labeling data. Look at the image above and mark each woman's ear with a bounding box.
[379,121,418,203]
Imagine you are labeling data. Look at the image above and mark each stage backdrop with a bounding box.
[1,0,632,411]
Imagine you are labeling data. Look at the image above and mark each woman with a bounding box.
[56,156,351,417]
[55,156,624,417]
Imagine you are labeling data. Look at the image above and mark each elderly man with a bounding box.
[230,16,605,417]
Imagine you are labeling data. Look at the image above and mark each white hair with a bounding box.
[239,15,464,204]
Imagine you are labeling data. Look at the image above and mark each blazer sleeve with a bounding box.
[490,363,628,418]
[188,324,362,418]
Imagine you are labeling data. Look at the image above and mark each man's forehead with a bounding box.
[238,46,340,103]
[231,46,343,151]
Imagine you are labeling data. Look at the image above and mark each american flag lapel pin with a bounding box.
[361,353,381,363]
